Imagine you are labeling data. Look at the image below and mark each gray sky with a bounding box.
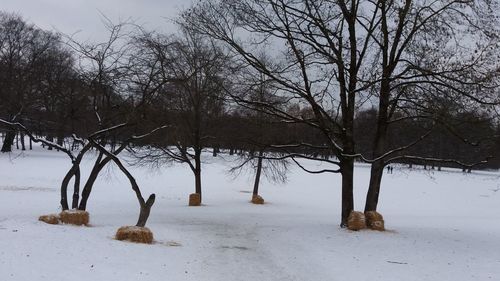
[0,0,193,41]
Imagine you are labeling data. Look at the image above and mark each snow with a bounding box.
[0,146,499,281]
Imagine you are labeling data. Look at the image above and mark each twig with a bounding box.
[386,261,408,265]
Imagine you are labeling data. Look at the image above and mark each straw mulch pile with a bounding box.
[38,214,60,225]
[115,226,154,244]
[347,211,366,231]
[189,193,201,206]
[251,194,265,204]
[59,210,89,226]
[365,211,385,231]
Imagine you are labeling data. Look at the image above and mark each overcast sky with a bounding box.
[0,0,193,41]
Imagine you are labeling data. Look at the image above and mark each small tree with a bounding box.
[132,27,229,204]
[227,57,290,199]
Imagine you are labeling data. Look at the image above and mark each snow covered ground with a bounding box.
[0,145,499,281]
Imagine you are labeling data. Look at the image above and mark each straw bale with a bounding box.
[189,193,201,206]
[59,210,89,226]
[251,194,264,204]
[365,211,385,231]
[347,211,366,231]
[38,214,59,225]
[370,220,385,231]
[115,226,153,244]
[365,211,383,222]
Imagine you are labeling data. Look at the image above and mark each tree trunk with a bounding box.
[195,170,202,199]
[72,167,81,209]
[59,144,91,210]
[20,132,26,150]
[194,149,202,202]
[89,140,156,227]
[340,159,354,227]
[60,166,77,210]
[78,141,128,210]
[253,151,264,196]
[364,161,384,212]
[1,129,15,152]
[136,194,156,227]
[363,72,391,213]
[78,152,106,210]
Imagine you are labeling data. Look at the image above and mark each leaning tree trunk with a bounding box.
[60,166,77,210]
[253,151,264,196]
[117,162,155,227]
[78,152,106,210]
[71,167,81,209]
[136,194,156,227]
[78,142,129,210]
[364,161,385,212]
[90,140,156,227]
[364,76,391,212]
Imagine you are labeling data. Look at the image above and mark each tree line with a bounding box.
[1,0,500,228]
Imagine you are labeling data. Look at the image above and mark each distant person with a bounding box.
[387,166,391,174]
[386,166,394,174]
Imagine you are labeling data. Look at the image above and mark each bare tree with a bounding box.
[88,128,165,227]
[132,27,229,204]
[182,0,381,226]
[347,0,500,212]
[183,0,500,225]
[227,57,290,199]
[64,17,137,211]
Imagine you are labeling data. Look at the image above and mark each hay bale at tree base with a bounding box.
[365,211,383,222]
[59,210,89,226]
[365,211,385,231]
[347,211,366,231]
[189,193,201,206]
[38,214,59,225]
[115,226,154,244]
[251,194,264,204]
[370,220,385,231]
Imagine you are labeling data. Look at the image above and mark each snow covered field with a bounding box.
[0,145,499,281]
